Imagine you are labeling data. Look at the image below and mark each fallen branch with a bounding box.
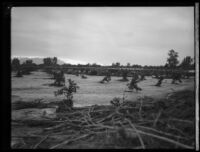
[169,118,194,124]
[134,129,193,149]
[153,110,162,127]
[125,118,145,149]
[33,135,49,149]
[135,125,190,140]
[50,134,92,149]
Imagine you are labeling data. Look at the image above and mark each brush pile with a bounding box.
[12,90,195,149]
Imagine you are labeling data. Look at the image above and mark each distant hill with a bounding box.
[12,57,66,65]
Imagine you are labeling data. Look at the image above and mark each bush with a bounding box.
[54,79,79,111]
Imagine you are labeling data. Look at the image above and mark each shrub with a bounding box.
[54,79,79,111]
[110,97,122,107]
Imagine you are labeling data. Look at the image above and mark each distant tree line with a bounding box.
[43,57,58,66]
[11,50,195,74]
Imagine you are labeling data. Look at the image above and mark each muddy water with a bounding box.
[11,71,195,107]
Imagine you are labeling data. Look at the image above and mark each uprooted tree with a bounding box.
[54,79,79,111]
[100,73,111,83]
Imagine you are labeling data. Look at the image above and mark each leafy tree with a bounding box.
[111,62,120,67]
[12,58,20,66]
[180,56,193,69]
[52,57,57,65]
[92,63,97,67]
[77,64,81,67]
[43,57,52,66]
[86,63,91,67]
[121,70,129,81]
[25,59,33,65]
[116,62,120,67]
[167,49,179,68]
[132,64,142,68]
[127,63,131,67]
[15,70,23,77]
[43,57,58,66]
[21,59,37,75]
[12,58,20,70]
[53,71,65,86]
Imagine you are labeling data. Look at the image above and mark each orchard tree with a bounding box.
[166,49,179,68]
[116,62,120,67]
[54,79,79,110]
[122,70,129,81]
[111,63,115,67]
[111,62,120,67]
[53,71,65,86]
[92,63,97,67]
[43,57,58,66]
[12,58,20,70]
[52,57,57,65]
[25,59,33,65]
[180,56,193,69]
[43,57,52,66]
[86,63,91,67]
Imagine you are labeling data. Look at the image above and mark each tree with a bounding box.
[54,79,79,110]
[86,63,91,67]
[92,63,97,67]
[121,70,129,81]
[167,49,179,68]
[43,57,52,66]
[127,63,131,67]
[52,57,57,65]
[12,58,20,70]
[111,62,120,67]
[116,62,120,67]
[111,63,115,67]
[25,59,33,65]
[15,70,23,77]
[53,71,65,86]
[43,57,58,66]
[180,56,193,69]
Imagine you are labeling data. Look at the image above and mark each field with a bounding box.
[11,70,194,107]
[11,70,195,149]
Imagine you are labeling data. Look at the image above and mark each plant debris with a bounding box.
[11,89,195,149]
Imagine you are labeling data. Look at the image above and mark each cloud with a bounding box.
[11,7,194,65]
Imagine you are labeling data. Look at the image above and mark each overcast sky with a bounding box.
[11,7,194,66]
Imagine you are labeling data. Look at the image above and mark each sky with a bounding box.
[11,7,194,66]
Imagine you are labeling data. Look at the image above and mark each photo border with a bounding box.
[1,1,199,150]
